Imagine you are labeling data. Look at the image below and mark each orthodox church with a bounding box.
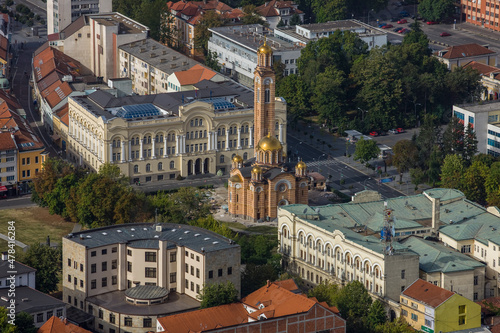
[227,41,309,221]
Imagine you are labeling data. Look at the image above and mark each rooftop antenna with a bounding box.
[380,201,395,256]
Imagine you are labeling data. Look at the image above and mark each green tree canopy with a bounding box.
[194,11,226,55]
[461,160,489,205]
[463,122,478,164]
[241,5,266,25]
[442,116,464,157]
[486,162,500,206]
[440,154,465,189]
[367,300,387,328]
[308,281,339,306]
[15,312,36,333]
[20,243,61,294]
[0,307,16,333]
[198,281,238,308]
[353,137,380,164]
[418,0,455,22]
[336,280,372,333]
[392,140,419,182]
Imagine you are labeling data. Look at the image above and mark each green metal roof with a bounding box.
[401,237,485,273]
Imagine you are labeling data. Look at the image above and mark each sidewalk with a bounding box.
[455,22,500,44]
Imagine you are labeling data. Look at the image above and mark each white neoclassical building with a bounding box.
[66,80,287,183]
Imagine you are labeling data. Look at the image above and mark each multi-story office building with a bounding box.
[208,24,302,87]
[460,0,500,32]
[47,0,112,35]
[63,223,240,333]
[274,19,388,50]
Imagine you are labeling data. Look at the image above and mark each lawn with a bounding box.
[221,221,277,235]
[0,207,76,253]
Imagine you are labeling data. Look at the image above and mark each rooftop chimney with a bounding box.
[424,192,440,234]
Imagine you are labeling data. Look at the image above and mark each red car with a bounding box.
[381,24,393,29]
[397,19,407,24]
[398,28,408,34]
[440,32,451,37]
[369,131,379,137]
[427,21,438,25]
[397,128,405,133]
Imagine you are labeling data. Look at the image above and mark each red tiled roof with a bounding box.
[174,64,217,85]
[38,316,92,333]
[45,81,72,108]
[463,61,500,79]
[55,103,69,126]
[402,279,454,308]
[438,43,495,59]
[257,0,302,17]
[0,132,16,150]
[169,0,237,25]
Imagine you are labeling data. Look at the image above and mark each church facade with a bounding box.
[227,42,309,221]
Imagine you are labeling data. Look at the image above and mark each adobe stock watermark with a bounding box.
[6,221,16,325]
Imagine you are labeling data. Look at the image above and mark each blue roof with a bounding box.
[116,103,160,119]
[199,97,235,110]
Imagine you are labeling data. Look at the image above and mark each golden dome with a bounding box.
[296,161,307,170]
[233,154,243,163]
[257,133,282,151]
[252,165,262,174]
[258,41,272,55]
[228,174,242,183]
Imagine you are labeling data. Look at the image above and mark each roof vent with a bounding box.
[79,234,84,240]
[194,233,200,237]
[102,232,107,236]
[154,235,159,238]
[179,237,183,240]
[86,235,91,239]
[117,230,122,233]
[156,225,162,232]
[213,241,219,244]
[184,231,190,234]
[204,238,210,241]
[131,228,135,231]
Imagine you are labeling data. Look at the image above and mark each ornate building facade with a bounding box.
[227,42,308,221]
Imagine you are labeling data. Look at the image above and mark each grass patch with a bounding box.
[0,207,76,253]
[246,225,277,234]
[221,221,248,231]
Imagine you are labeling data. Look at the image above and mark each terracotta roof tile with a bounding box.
[0,132,16,150]
[402,279,454,308]
[38,316,92,333]
[45,81,72,108]
[463,61,500,79]
[438,43,496,59]
[174,64,217,85]
[55,103,69,126]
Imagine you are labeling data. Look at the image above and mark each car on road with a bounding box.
[440,32,451,37]
[369,131,379,137]
[388,129,399,134]
[378,22,388,28]
[397,128,405,133]
[426,21,438,25]
[397,19,407,24]
[400,28,411,34]
[400,10,410,17]
[381,24,393,29]
[394,27,404,32]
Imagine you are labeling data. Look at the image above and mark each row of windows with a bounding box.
[0,176,15,181]
[488,138,500,149]
[0,157,15,162]
[34,309,64,323]
[133,162,175,173]
[208,267,233,278]
[96,308,152,328]
[189,118,203,127]
[22,156,39,165]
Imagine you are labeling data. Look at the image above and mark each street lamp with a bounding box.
[367,9,374,25]
[362,177,371,190]
[357,107,368,121]
[413,102,422,128]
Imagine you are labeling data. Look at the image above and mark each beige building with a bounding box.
[67,79,281,183]
[47,0,112,35]
[48,13,149,82]
[63,223,241,333]
[434,43,497,70]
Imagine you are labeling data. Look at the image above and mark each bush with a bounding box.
[175,174,184,181]
[5,0,13,6]
[27,19,33,27]
[40,19,45,25]
[35,14,40,21]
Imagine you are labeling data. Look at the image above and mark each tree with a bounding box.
[427,146,442,186]
[136,0,165,40]
[290,13,302,25]
[241,263,279,296]
[198,281,238,308]
[0,308,16,333]
[440,154,465,189]
[15,312,36,333]
[189,215,235,239]
[308,281,339,306]
[312,0,347,23]
[311,66,346,128]
[445,66,482,107]
[463,122,478,164]
[461,160,489,205]
[415,114,441,169]
[20,243,61,294]
[392,140,419,182]
[205,50,221,72]
[375,317,414,333]
[194,11,225,55]
[276,74,311,124]
[367,300,387,328]
[354,137,380,164]
[418,0,456,22]
[159,6,179,47]
[31,158,76,207]
[336,280,372,333]
[410,167,425,190]
[242,5,266,25]
[442,116,464,157]
[486,162,500,206]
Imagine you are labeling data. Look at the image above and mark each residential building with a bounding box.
[460,0,500,32]
[0,34,10,79]
[157,279,346,333]
[400,236,486,301]
[434,43,497,70]
[52,104,69,154]
[228,41,307,221]
[47,0,112,35]
[118,38,199,95]
[256,0,304,29]
[274,19,388,50]
[166,0,243,55]
[38,316,92,333]
[62,223,240,333]
[47,13,149,82]
[400,279,481,333]
[0,252,36,289]
[0,287,66,328]
[453,100,500,156]
[67,75,278,183]
[0,13,11,39]
[166,64,225,93]
[0,132,17,191]
[208,24,302,87]
[464,61,500,100]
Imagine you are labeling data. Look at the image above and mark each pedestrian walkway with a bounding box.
[0,233,28,250]
[456,22,500,43]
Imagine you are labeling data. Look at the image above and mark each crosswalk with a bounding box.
[304,159,339,168]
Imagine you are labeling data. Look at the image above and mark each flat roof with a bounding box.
[296,19,386,36]
[87,289,200,316]
[0,287,65,314]
[209,24,302,52]
[455,100,500,114]
[65,223,239,253]
[90,12,149,34]
[0,259,36,278]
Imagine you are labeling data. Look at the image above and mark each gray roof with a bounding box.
[119,38,197,75]
[0,259,36,278]
[0,286,65,314]
[455,100,500,114]
[401,236,485,273]
[70,80,254,121]
[297,19,386,36]
[65,223,239,254]
[125,285,168,300]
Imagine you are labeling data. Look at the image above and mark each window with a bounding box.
[196,268,200,278]
[145,267,157,278]
[134,165,139,173]
[145,252,157,262]
[228,267,232,275]
[98,309,103,319]
[112,247,117,253]
[474,275,478,285]
[185,264,189,273]
[56,309,63,317]
[80,279,83,287]
[170,161,175,169]
[102,277,107,287]
[80,263,83,272]
[411,313,418,321]
[425,318,432,327]
[459,315,466,325]
[143,318,152,327]
[191,266,194,276]
[91,251,96,257]
[110,313,115,324]
[191,281,194,291]
[91,264,96,273]
[102,261,107,271]
[474,292,478,300]
[401,270,405,279]
[68,274,71,282]
[37,313,43,323]
[124,317,132,326]
[112,275,117,285]
[196,256,200,262]
[220,155,225,163]
[102,249,107,255]
[67,258,71,266]
[170,252,176,262]
[91,279,96,289]
[158,162,163,170]
[170,273,176,283]
[127,261,132,272]
[146,163,151,172]
[112,259,117,269]
[209,270,213,279]
[218,268,223,277]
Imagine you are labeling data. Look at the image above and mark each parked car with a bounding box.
[369,131,379,137]
[397,128,405,133]
[426,21,438,25]
[397,19,407,24]
[378,22,388,28]
[400,10,410,17]
[388,129,399,134]
[398,28,407,33]
[394,27,404,32]
[402,28,411,34]
[381,24,393,29]
[440,32,451,37]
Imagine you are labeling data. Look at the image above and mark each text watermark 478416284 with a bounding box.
[6,221,16,325]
